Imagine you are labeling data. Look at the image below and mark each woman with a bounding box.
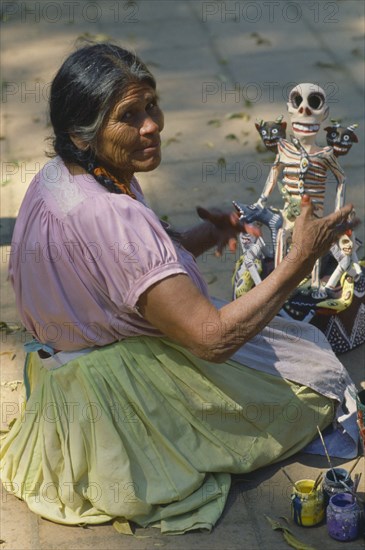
[0,43,358,533]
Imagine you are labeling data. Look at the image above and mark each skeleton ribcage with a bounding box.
[280,146,328,212]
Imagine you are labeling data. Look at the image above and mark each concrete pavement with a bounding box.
[1,1,364,548]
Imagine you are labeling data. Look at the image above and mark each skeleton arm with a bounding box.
[255,162,282,208]
[327,154,346,211]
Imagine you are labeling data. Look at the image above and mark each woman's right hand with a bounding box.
[288,195,357,270]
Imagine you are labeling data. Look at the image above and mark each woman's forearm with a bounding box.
[139,252,311,364]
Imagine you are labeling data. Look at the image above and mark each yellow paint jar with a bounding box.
[291,479,325,527]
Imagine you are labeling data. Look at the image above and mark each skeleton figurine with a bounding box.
[232,232,265,297]
[324,121,359,157]
[255,115,287,153]
[232,200,282,253]
[255,83,347,295]
[324,230,362,295]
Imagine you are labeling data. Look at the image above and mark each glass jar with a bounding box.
[326,492,361,541]
[322,467,354,505]
[291,479,325,527]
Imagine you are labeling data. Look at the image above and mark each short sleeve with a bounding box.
[69,194,188,312]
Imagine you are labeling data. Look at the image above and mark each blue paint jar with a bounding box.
[322,468,353,506]
[326,492,361,542]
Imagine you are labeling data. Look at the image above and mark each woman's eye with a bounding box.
[147,101,158,111]
[120,111,133,122]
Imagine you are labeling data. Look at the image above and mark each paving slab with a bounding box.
[1,1,364,549]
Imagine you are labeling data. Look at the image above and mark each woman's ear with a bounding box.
[70,134,90,151]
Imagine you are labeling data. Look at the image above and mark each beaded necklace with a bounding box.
[90,165,136,199]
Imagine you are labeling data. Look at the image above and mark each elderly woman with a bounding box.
[0,43,357,533]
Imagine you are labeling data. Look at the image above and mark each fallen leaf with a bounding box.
[225,134,239,142]
[265,516,317,550]
[0,321,24,334]
[207,119,221,127]
[113,518,134,535]
[77,32,112,43]
[225,112,246,120]
[243,100,253,109]
[162,137,180,147]
[0,351,16,360]
[1,380,23,391]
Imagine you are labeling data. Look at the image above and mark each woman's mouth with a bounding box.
[136,141,161,156]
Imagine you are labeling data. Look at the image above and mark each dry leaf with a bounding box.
[265,516,317,550]
[113,518,134,535]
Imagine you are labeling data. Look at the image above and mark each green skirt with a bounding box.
[0,336,333,533]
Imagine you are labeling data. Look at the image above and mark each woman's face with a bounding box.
[97,82,164,182]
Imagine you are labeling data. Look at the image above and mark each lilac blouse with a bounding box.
[9,157,209,350]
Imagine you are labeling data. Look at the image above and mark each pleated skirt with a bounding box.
[0,336,333,533]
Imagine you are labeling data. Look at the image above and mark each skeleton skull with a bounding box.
[287,83,329,137]
[339,234,354,256]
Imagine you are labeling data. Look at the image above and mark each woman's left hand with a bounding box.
[196,206,260,256]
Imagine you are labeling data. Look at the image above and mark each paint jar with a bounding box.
[326,493,361,541]
[322,468,353,505]
[291,479,325,527]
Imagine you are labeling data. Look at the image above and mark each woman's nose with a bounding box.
[140,115,159,135]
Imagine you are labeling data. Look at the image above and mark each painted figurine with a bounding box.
[255,115,287,153]
[325,121,359,157]
[232,84,363,353]
[232,200,282,253]
[324,229,362,295]
[254,83,347,295]
[232,232,265,296]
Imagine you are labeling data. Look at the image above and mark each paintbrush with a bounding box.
[347,455,361,477]
[312,471,323,492]
[353,472,362,493]
[341,472,363,503]
[316,425,338,482]
[281,468,297,488]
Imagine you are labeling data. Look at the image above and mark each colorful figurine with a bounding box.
[324,229,362,296]
[255,83,346,295]
[232,200,282,252]
[325,121,359,157]
[232,83,363,353]
[255,115,287,153]
[232,232,265,296]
